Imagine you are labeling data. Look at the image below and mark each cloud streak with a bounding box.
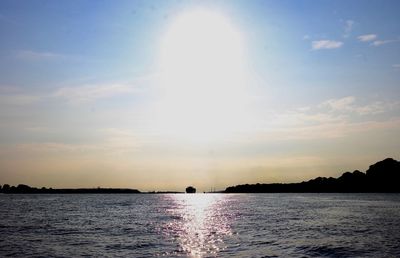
[371,39,400,46]
[259,96,400,141]
[358,34,377,42]
[343,20,354,38]
[15,50,66,61]
[0,85,40,106]
[312,40,343,50]
[54,83,140,103]
[4,127,142,158]
[1,79,148,107]
[321,96,355,111]
[320,96,398,115]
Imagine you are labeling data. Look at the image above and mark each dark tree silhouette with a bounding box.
[186,186,196,193]
[1,184,141,194]
[2,184,10,192]
[225,158,400,193]
[366,158,400,192]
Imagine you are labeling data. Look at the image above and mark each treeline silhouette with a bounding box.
[1,158,399,194]
[0,184,140,194]
[225,158,400,193]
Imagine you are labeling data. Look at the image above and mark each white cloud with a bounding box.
[253,116,400,141]
[9,128,142,156]
[16,50,65,61]
[1,80,148,107]
[371,39,400,46]
[393,64,400,70]
[261,97,400,140]
[321,96,355,111]
[283,118,400,140]
[343,20,354,38]
[54,83,140,103]
[358,34,377,42]
[320,96,397,115]
[312,40,343,50]
[355,102,387,115]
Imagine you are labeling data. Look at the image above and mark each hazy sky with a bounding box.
[1,0,400,191]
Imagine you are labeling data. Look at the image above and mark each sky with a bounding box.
[0,0,399,191]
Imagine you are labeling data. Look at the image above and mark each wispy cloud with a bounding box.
[54,83,140,103]
[312,40,343,50]
[357,34,400,47]
[100,128,142,152]
[371,39,400,46]
[343,20,354,38]
[321,96,355,111]
[1,79,148,107]
[393,64,400,70]
[0,94,39,106]
[16,50,66,61]
[9,128,142,156]
[320,96,397,115]
[354,101,389,115]
[0,85,40,106]
[260,96,400,140]
[358,34,377,42]
[276,118,400,140]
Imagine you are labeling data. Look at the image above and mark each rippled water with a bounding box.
[1,193,400,257]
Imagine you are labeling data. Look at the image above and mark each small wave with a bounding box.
[248,240,275,247]
[49,229,84,236]
[105,242,157,251]
[298,244,365,257]
[1,194,400,257]
[69,241,94,246]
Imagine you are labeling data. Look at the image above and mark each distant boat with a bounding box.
[186,186,196,193]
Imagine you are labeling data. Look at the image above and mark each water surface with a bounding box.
[1,193,400,257]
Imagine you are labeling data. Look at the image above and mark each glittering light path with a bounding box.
[162,194,234,257]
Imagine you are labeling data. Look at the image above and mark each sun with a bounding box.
[154,9,253,144]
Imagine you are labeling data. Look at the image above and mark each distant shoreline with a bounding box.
[0,186,141,194]
[1,158,399,194]
[224,158,400,193]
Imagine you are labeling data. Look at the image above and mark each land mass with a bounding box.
[224,158,400,193]
[0,185,140,194]
[1,158,399,194]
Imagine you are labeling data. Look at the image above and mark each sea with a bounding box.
[1,193,400,257]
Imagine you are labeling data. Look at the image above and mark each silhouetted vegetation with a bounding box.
[0,184,140,194]
[146,191,184,194]
[2,158,399,194]
[186,186,196,193]
[225,158,400,193]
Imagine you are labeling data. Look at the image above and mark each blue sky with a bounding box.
[1,0,399,191]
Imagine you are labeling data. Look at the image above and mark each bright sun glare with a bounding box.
[155,9,253,143]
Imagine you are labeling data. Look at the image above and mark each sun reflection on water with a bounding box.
[163,194,233,257]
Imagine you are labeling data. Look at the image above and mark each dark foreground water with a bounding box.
[1,194,400,257]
